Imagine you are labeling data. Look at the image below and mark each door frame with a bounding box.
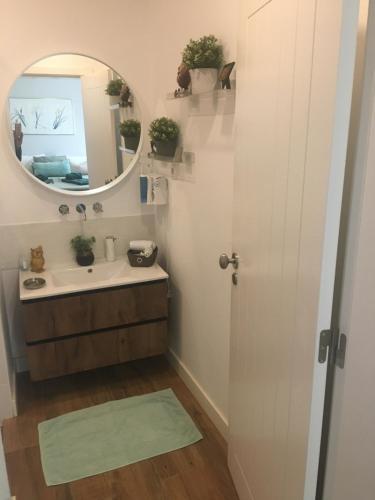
[302,2,360,498]
[316,1,370,498]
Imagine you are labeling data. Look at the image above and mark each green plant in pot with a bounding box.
[120,119,141,152]
[105,78,124,96]
[182,35,223,94]
[71,235,96,266]
[149,117,179,158]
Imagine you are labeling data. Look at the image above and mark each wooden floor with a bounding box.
[2,356,239,500]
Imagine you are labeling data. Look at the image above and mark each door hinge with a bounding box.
[319,329,347,368]
[335,332,347,369]
[319,329,332,363]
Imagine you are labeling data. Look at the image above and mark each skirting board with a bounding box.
[228,447,253,500]
[167,348,228,440]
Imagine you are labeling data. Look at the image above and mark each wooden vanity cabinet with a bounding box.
[21,280,168,381]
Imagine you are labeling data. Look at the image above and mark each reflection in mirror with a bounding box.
[8,54,141,193]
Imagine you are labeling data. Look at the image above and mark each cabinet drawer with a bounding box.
[27,320,167,381]
[22,280,168,343]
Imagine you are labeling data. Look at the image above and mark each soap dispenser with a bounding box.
[104,236,117,262]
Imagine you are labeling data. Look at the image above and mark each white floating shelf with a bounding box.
[166,88,236,116]
[166,91,191,100]
[148,152,182,164]
[166,88,235,100]
[148,149,194,165]
[110,103,134,110]
[119,146,136,155]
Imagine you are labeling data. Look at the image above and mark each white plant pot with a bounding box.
[189,68,218,94]
[109,95,120,106]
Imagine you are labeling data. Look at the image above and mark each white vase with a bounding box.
[109,95,120,106]
[189,68,218,94]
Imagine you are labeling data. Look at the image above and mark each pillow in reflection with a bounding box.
[32,159,71,178]
[69,157,88,175]
[33,155,67,163]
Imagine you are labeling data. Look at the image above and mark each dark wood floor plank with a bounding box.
[3,356,238,500]
[68,472,115,500]
[6,447,72,500]
[151,452,179,480]
[161,473,191,500]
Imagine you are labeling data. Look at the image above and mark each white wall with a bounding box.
[151,0,238,429]
[10,75,87,157]
[0,439,10,500]
[0,281,15,421]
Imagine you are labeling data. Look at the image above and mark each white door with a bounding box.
[227,1,360,499]
[81,69,118,189]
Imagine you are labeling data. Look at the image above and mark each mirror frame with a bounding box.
[7,52,143,197]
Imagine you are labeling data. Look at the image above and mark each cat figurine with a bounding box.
[177,62,191,90]
[30,246,45,273]
[120,83,132,108]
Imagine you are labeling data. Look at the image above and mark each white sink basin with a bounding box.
[50,260,128,287]
[20,258,169,301]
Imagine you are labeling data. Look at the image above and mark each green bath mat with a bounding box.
[38,388,202,485]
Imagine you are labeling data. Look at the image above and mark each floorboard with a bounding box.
[2,356,239,500]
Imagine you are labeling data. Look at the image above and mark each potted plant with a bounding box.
[105,78,124,105]
[182,35,223,94]
[70,235,96,266]
[149,117,179,158]
[105,78,124,96]
[119,119,141,151]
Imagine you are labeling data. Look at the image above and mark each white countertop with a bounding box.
[19,258,169,301]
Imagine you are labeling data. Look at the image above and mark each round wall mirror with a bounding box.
[7,54,142,195]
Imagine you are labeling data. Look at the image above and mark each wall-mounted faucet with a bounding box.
[58,204,69,215]
[93,202,103,214]
[76,203,87,220]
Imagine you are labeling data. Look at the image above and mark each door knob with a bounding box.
[219,252,239,270]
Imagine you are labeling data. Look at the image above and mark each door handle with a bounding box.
[219,252,239,270]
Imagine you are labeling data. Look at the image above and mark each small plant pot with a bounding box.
[151,139,177,158]
[189,68,218,94]
[76,251,95,267]
[109,95,120,106]
[124,135,140,152]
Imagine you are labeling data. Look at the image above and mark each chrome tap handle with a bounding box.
[76,203,87,220]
